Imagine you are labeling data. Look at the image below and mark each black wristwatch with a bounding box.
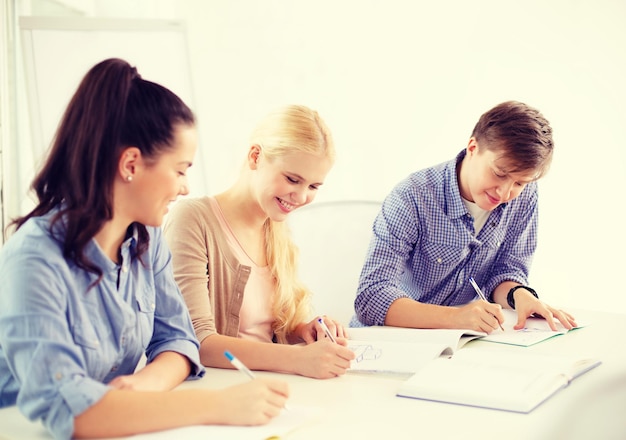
[507,285,538,309]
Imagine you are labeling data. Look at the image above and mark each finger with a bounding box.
[554,310,576,329]
[302,331,317,344]
[335,322,347,339]
[337,346,356,361]
[335,336,350,347]
[514,313,529,330]
[542,310,558,331]
[322,317,338,335]
[265,379,290,399]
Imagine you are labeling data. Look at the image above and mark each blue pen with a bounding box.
[224,351,255,379]
[469,277,504,331]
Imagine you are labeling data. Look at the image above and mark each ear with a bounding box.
[466,137,480,157]
[247,144,262,170]
[119,147,141,181]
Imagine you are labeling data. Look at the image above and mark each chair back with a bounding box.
[288,200,382,326]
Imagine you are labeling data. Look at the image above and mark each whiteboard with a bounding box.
[18,16,208,196]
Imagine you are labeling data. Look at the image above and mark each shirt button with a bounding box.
[55,372,63,380]
[151,303,156,310]
[122,266,129,273]
[436,258,442,264]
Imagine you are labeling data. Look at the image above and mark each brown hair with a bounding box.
[472,101,553,179]
[8,58,195,279]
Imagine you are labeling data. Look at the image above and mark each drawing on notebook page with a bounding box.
[351,344,382,363]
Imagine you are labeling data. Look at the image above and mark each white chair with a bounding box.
[288,200,381,326]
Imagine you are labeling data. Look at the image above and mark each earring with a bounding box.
[126,175,133,182]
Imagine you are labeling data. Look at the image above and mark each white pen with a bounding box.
[468,277,504,331]
[224,350,255,379]
[317,317,337,343]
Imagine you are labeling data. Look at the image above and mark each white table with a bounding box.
[2,308,625,440]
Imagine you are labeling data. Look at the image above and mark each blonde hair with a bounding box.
[250,105,335,343]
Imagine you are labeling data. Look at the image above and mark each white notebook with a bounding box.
[396,348,601,413]
[347,326,486,374]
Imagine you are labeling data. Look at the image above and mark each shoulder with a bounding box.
[385,157,454,209]
[0,218,70,310]
[164,196,217,234]
[1,216,64,263]
[168,196,213,220]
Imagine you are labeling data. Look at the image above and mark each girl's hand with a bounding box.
[294,340,355,379]
[294,316,349,344]
[208,378,290,426]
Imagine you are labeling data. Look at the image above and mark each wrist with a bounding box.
[507,285,538,309]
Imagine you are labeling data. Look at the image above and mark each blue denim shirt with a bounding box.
[353,150,538,326]
[0,210,204,439]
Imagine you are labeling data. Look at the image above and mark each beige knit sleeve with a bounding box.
[163,199,216,343]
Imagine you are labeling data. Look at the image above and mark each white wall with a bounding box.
[11,0,626,313]
[178,0,626,314]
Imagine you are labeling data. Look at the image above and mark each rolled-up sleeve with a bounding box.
[0,249,111,440]
[147,227,204,379]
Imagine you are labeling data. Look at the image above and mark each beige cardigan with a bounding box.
[163,197,252,343]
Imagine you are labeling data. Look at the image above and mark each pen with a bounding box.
[224,350,255,379]
[468,277,504,331]
[317,317,337,343]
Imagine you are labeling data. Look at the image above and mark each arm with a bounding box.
[354,189,420,326]
[164,200,354,379]
[0,231,289,439]
[485,185,576,330]
[356,180,505,332]
[385,297,504,333]
[73,379,289,438]
[107,351,191,391]
[199,333,354,380]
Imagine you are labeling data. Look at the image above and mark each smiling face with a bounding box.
[248,145,333,222]
[124,124,198,226]
[458,138,537,211]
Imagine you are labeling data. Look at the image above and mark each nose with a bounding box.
[180,184,189,196]
[291,187,310,205]
[496,180,515,202]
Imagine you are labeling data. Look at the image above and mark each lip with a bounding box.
[485,192,501,206]
[276,197,296,213]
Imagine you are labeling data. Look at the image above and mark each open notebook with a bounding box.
[480,309,586,346]
[347,327,486,374]
[396,348,601,413]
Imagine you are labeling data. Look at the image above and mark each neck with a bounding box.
[215,185,267,231]
[93,219,130,264]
